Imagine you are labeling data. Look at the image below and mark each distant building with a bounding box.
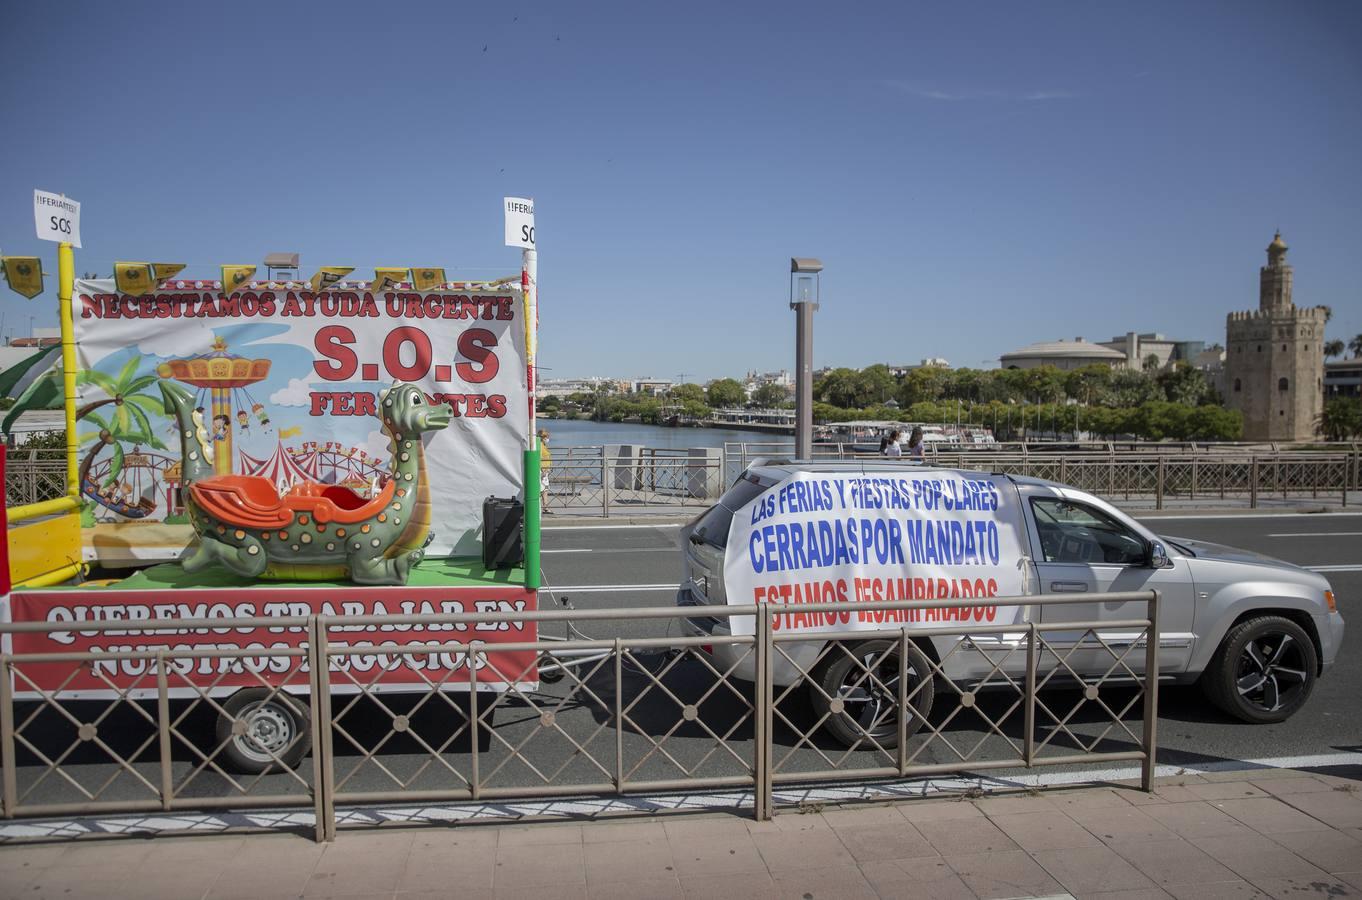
[632,378,673,395]
[1224,232,1325,441]
[744,369,793,387]
[1325,358,1362,401]
[999,338,1127,371]
[1098,332,1207,371]
[887,359,951,377]
[538,377,623,398]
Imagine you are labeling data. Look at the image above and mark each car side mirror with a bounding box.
[1146,540,1170,569]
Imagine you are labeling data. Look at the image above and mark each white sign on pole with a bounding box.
[504,197,535,249]
[34,190,82,248]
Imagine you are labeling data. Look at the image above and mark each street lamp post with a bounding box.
[790,258,822,459]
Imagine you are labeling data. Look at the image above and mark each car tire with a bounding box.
[216,688,312,774]
[1200,616,1317,724]
[810,639,935,749]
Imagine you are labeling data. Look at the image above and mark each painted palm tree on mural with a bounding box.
[74,355,167,513]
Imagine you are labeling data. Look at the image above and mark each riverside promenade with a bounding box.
[2,768,1359,899]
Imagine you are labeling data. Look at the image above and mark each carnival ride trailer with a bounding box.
[2,558,538,772]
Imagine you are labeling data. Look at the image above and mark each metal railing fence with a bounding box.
[725,442,1361,510]
[8,443,1358,517]
[4,448,67,508]
[1,591,1159,841]
[542,445,725,515]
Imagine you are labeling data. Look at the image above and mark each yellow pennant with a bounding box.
[278,425,303,438]
[411,267,447,292]
[151,263,186,285]
[309,266,354,293]
[221,265,256,293]
[371,267,408,294]
[2,256,44,299]
[114,261,156,296]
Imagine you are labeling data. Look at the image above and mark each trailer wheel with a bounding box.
[216,689,311,774]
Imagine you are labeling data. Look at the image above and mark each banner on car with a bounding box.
[72,278,527,564]
[723,471,1029,636]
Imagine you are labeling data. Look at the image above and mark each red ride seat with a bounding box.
[187,475,396,531]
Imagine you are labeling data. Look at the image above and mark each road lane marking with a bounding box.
[1139,512,1362,521]
[1269,532,1362,537]
[544,523,683,530]
[542,548,674,554]
[541,584,676,592]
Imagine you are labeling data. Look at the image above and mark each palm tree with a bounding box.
[1324,339,1345,360]
[78,410,160,490]
[76,354,165,427]
[1316,398,1362,442]
[1351,334,1362,359]
[74,355,167,500]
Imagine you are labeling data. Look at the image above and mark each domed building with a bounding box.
[999,338,1128,371]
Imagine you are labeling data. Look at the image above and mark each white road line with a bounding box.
[542,547,674,554]
[540,584,676,593]
[1269,532,1362,537]
[1139,512,1362,521]
[545,523,683,530]
[1308,565,1362,572]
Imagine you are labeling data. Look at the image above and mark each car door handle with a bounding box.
[1049,581,1089,593]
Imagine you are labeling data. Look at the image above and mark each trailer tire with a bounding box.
[216,689,311,774]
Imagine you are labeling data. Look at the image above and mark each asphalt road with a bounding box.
[538,512,1362,769]
[7,511,1359,812]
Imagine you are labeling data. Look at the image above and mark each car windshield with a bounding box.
[690,474,773,548]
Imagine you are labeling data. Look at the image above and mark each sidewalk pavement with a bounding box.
[1,769,1359,899]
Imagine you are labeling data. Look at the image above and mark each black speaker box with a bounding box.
[482,496,524,569]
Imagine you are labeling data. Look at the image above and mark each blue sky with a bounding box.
[2,0,1359,380]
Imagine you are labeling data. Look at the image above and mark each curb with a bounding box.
[544,515,692,528]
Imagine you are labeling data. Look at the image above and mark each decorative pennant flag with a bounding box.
[114,261,156,295]
[221,265,256,293]
[371,267,407,294]
[1,256,44,299]
[308,266,354,293]
[151,263,186,285]
[278,425,303,439]
[411,267,446,291]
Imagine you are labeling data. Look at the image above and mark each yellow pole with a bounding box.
[13,560,86,590]
[212,387,232,474]
[58,242,78,499]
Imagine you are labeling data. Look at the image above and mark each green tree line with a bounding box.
[811,363,1244,441]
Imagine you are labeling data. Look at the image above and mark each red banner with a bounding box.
[4,585,538,697]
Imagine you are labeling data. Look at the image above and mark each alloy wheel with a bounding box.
[1235,633,1309,713]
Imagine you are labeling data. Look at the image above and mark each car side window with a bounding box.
[1030,498,1146,566]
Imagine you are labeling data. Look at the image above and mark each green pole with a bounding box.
[524,445,541,589]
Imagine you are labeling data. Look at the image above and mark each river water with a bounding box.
[539,419,789,450]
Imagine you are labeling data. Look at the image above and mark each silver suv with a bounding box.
[678,461,1343,747]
